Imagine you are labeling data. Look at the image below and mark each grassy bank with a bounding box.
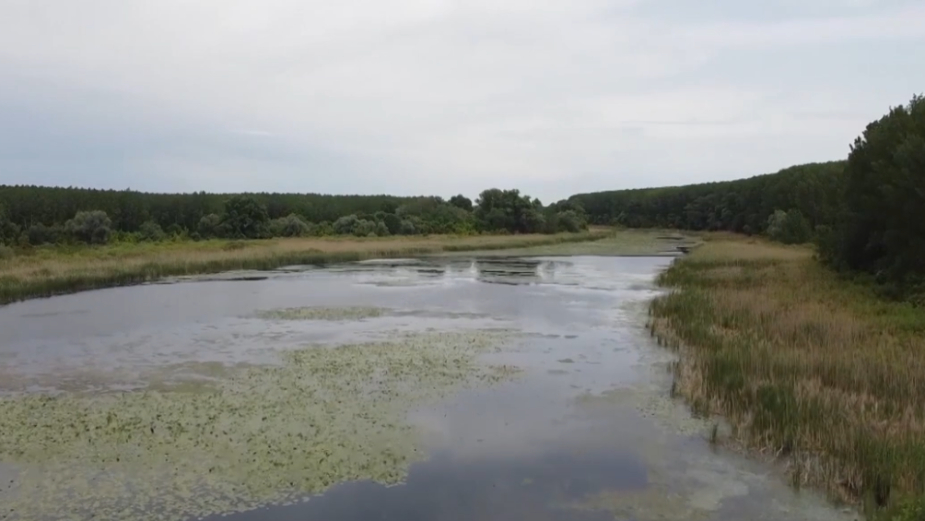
[648,236,925,518]
[0,230,612,305]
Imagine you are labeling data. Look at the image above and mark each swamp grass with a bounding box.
[0,230,612,305]
[648,235,925,519]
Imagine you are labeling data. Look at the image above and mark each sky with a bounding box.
[0,0,923,203]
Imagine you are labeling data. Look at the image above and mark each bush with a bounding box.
[399,219,416,235]
[26,223,63,245]
[0,244,13,260]
[766,209,812,244]
[0,209,20,246]
[269,214,311,237]
[333,215,359,235]
[556,210,585,233]
[374,221,390,237]
[382,213,402,235]
[353,219,377,237]
[65,210,112,245]
[198,214,223,238]
[138,220,166,242]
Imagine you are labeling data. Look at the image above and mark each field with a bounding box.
[648,235,925,519]
[0,228,680,305]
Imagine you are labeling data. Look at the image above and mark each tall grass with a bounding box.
[649,236,925,519]
[0,231,609,305]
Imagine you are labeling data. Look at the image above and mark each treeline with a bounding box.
[0,187,588,247]
[569,161,845,242]
[570,93,925,299]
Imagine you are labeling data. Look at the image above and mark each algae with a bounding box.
[0,330,521,521]
[256,306,388,321]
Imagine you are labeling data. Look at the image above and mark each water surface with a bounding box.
[0,255,856,521]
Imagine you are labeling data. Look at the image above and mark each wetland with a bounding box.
[0,239,857,521]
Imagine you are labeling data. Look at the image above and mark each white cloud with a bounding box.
[0,0,922,200]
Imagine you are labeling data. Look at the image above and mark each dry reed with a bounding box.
[649,236,925,519]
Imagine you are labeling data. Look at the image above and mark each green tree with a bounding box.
[766,209,811,244]
[333,215,359,235]
[138,220,166,242]
[65,210,113,245]
[829,94,925,290]
[269,214,310,237]
[220,196,269,239]
[0,205,20,246]
[197,214,223,239]
[448,194,473,212]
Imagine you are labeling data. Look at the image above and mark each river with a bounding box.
[0,254,857,521]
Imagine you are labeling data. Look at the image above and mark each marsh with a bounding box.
[0,253,853,521]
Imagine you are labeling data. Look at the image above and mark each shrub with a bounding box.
[399,219,416,235]
[138,220,166,242]
[353,219,377,237]
[556,210,585,233]
[65,210,112,245]
[0,209,20,246]
[333,215,359,235]
[269,214,310,237]
[766,209,812,244]
[26,223,63,245]
[374,221,390,237]
[0,244,13,260]
[197,214,223,239]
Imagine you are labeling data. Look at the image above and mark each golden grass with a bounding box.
[0,232,609,305]
[649,236,925,518]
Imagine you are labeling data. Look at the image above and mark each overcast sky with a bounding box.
[0,1,922,202]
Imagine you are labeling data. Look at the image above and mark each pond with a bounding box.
[0,255,856,521]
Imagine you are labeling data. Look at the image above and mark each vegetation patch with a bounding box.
[648,236,925,518]
[0,230,608,305]
[256,306,388,321]
[0,330,521,521]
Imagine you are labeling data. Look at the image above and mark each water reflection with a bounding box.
[0,255,855,521]
[209,446,645,521]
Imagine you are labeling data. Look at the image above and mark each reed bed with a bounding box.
[0,231,611,305]
[649,236,925,519]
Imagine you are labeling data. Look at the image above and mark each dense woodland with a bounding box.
[0,187,588,246]
[2,95,923,298]
[570,94,925,299]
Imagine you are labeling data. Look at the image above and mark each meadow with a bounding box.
[0,229,617,305]
[648,235,925,519]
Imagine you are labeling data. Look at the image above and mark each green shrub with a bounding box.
[138,220,166,242]
[197,214,223,238]
[65,210,112,245]
[269,214,311,237]
[333,215,359,235]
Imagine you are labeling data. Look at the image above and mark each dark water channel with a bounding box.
[0,256,856,521]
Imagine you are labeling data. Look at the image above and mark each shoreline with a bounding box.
[646,235,925,520]
[0,232,610,306]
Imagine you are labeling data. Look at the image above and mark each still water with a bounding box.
[0,255,856,521]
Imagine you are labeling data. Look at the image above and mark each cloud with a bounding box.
[0,0,923,200]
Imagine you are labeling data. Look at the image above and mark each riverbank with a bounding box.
[648,235,925,519]
[0,231,609,305]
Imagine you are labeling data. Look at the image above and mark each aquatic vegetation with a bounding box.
[649,235,925,516]
[256,306,388,321]
[0,330,521,520]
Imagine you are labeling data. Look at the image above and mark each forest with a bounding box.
[570,94,925,300]
[0,187,588,246]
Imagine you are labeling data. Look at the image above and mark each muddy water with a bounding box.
[0,255,856,521]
